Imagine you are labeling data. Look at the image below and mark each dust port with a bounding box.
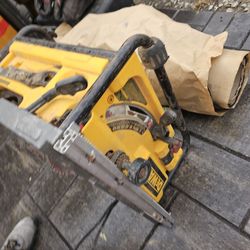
[0,89,23,106]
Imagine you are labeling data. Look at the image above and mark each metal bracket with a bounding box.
[54,125,79,154]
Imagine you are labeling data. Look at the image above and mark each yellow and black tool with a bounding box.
[0,26,189,224]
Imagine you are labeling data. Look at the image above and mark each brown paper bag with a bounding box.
[58,4,250,116]
[55,23,72,42]
[208,50,250,109]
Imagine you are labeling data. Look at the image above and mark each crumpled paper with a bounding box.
[57,4,250,115]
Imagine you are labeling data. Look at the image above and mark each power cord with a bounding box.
[75,199,118,250]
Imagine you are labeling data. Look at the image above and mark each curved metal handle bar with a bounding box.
[0,24,55,61]
[59,34,190,173]
[60,34,154,129]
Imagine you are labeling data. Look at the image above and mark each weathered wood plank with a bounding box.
[49,176,114,249]
[29,164,76,215]
[89,202,154,250]
[0,137,44,229]
[173,137,250,226]
[144,195,250,250]
[184,84,250,158]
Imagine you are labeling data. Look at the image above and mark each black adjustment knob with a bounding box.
[138,37,169,69]
[128,158,151,186]
[160,108,177,126]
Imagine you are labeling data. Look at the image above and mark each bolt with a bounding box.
[152,212,165,223]
[115,177,124,185]
[86,150,96,163]
[107,95,114,104]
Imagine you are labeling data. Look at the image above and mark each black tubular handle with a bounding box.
[55,75,88,95]
[26,75,88,113]
[154,67,190,184]
[60,34,154,129]
[60,34,190,183]
[0,25,55,61]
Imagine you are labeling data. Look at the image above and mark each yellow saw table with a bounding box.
[0,25,190,224]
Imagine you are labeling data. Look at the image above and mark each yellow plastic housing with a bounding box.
[0,41,183,202]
